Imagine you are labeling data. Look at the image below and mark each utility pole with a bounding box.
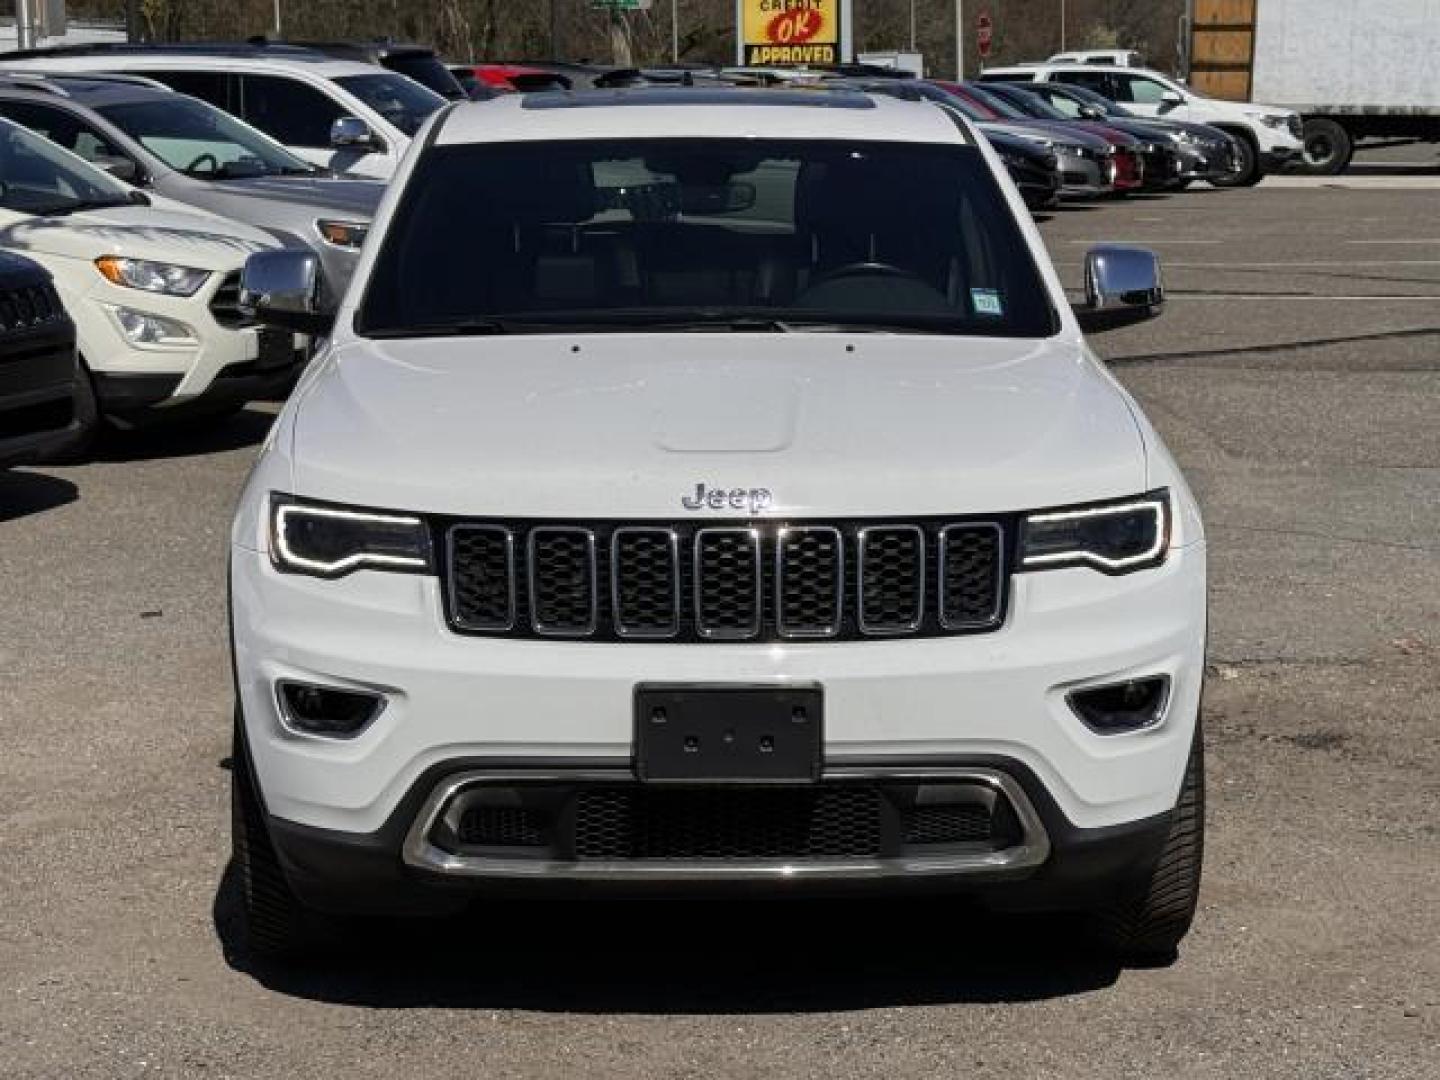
[550,0,561,59]
[909,0,917,52]
[955,0,965,79]
[1060,0,1066,51]
[671,0,679,63]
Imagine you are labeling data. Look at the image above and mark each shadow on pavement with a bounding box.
[213,862,1122,1013]
[0,468,78,522]
[99,405,276,464]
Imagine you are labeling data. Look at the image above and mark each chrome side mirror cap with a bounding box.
[1077,245,1164,331]
[330,115,379,151]
[240,249,332,336]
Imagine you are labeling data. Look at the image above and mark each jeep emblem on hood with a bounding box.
[682,483,773,514]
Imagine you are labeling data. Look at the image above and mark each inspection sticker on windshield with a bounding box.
[971,289,1004,317]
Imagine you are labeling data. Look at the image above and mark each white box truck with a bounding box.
[1185,0,1440,173]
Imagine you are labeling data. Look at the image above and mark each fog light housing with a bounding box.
[112,306,197,345]
[276,680,385,738]
[1067,676,1170,734]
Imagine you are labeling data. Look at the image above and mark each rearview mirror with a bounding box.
[240,249,333,336]
[94,155,139,183]
[1076,245,1164,331]
[330,115,379,152]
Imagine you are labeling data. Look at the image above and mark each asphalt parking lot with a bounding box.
[2,177,1437,1079]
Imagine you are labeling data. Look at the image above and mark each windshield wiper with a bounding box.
[364,318,515,339]
[37,197,132,217]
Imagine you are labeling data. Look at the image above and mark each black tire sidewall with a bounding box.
[1209,132,1258,188]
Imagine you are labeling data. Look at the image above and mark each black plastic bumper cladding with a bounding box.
[261,755,1174,916]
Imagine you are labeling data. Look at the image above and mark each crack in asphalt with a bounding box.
[1209,521,1440,554]
[1106,325,1440,366]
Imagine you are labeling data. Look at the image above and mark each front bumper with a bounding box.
[1053,151,1114,197]
[64,270,304,419]
[259,753,1177,916]
[232,537,1207,844]
[0,320,89,467]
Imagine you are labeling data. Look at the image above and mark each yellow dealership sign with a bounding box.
[741,0,842,66]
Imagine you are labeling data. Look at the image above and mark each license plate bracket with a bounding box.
[634,685,822,783]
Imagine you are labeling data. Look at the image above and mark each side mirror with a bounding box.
[95,155,140,183]
[1160,89,1184,105]
[240,249,333,336]
[330,115,379,152]
[1076,245,1164,331]
[1079,104,1105,120]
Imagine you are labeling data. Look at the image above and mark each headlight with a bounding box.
[1021,490,1171,574]
[95,256,210,297]
[270,495,433,578]
[1170,130,1196,145]
[316,219,370,248]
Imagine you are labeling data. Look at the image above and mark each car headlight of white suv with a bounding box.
[270,496,433,578]
[94,256,211,297]
[1020,490,1171,574]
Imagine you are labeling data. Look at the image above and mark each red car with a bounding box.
[450,64,572,97]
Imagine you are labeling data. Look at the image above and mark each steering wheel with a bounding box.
[807,261,924,287]
[184,152,220,175]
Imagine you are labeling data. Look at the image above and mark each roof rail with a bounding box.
[0,70,172,92]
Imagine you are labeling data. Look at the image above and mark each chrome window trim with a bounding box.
[611,526,681,639]
[775,525,844,639]
[527,526,598,637]
[856,524,926,636]
[693,526,763,640]
[937,521,1006,630]
[446,523,516,631]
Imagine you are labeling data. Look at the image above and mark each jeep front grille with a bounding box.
[443,518,1008,643]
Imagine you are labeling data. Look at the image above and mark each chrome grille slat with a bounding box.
[444,519,1006,643]
[775,526,843,638]
[857,525,926,635]
[527,527,598,636]
[611,527,680,639]
[693,527,762,640]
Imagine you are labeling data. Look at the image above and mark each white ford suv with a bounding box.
[0,117,299,433]
[230,89,1208,963]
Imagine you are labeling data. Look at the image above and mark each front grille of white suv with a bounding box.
[441,518,1009,643]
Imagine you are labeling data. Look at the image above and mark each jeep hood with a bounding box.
[290,334,1146,518]
[0,204,279,271]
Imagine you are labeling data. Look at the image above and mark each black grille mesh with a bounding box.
[900,804,996,845]
[0,283,64,331]
[859,527,925,632]
[612,529,678,637]
[445,519,1006,642]
[529,529,595,634]
[573,787,884,860]
[450,526,513,629]
[940,525,1003,628]
[457,805,546,848]
[207,271,251,328]
[694,529,760,638]
[777,527,842,636]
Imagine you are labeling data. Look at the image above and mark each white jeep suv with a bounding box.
[980,62,1303,185]
[0,117,297,432]
[230,89,1208,963]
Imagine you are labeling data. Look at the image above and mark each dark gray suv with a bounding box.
[0,73,383,301]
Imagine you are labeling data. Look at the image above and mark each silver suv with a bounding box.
[0,73,383,300]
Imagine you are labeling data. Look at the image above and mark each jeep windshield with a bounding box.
[99,97,318,179]
[355,138,1058,338]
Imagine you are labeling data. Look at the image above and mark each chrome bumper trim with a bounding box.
[401,767,1052,881]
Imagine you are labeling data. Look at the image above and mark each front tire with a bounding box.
[231,714,322,960]
[1209,131,1261,187]
[1087,727,1205,963]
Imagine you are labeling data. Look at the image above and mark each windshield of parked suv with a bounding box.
[356,138,1057,338]
[334,73,445,136]
[0,117,132,215]
[98,96,317,179]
